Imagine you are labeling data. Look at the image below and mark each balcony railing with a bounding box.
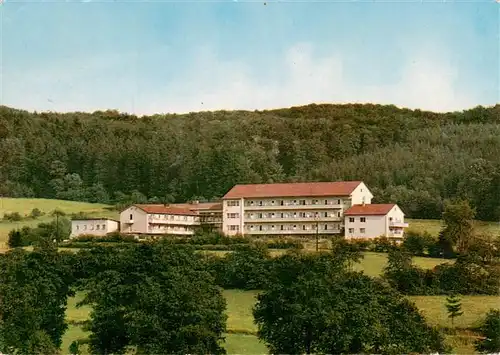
[245,229,341,235]
[389,221,409,228]
[148,217,199,226]
[148,228,194,235]
[244,203,343,211]
[245,216,342,223]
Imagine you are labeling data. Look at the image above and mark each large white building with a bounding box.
[114,181,408,240]
[221,181,408,239]
[222,181,365,236]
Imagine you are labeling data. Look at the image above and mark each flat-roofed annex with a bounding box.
[222,181,363,199]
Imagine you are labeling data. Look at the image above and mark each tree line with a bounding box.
[1,104,499,221]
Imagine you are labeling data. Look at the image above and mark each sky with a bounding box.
[0,0,498,115]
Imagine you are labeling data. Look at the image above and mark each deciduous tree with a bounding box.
[254,252,448,354]
[439,200,476,255]
[81,243,227,355]
[0,249,74,353]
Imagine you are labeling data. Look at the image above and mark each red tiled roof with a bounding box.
[344,204,396,216]
[134,205,199,216]
[170,202,223,211]
[222,181,363,199]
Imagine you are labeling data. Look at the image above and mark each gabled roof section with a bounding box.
[222,181,363,199]
[344,204,396,216]
[133,204,199,216]
[169,202,223,211]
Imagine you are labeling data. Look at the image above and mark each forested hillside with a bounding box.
[0,104,499,221]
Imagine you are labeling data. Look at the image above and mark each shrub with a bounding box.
[371,237,397,252]
[3,212,23,222]
[347,238,372,251]
[7,229,24,248]
[266,240,304,249]
[475,309,500,353]
[29,208,44,219]
[167,232,251,246]
[402,230,435,256]
[71,233,138,244]
[50,209,66,217]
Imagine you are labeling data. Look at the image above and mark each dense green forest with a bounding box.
[0,103,499,221]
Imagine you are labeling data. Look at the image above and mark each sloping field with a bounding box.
[0,198,118,250]
[407,218,500,237]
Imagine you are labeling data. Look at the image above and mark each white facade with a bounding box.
[222,182,374,236]
[71,219,120,238]
[350,182,374,205]
[120,206,148,234]
[345,204,408,240]
[222,198,245,235]
[120,205,201,236]
[222,197,347,236]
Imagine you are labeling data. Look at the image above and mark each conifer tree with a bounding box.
[445,294,464,326]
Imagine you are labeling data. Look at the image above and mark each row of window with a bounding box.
[76,224,106,231]
[348,217,366,223]
[226,199,344,207]
[247,211,340,219]
[348,228,366,234]
[149,225,191,231]
[246,224,340,231]
[147,214,193,221]
[247,199,343,207]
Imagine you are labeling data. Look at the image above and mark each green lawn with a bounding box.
[62,290,497,354]
[0,198,118,250]
[353,251,451,277]
[407,218,500,237]
[409,295,500,329]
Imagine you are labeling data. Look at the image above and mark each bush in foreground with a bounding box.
[475,309,500,353]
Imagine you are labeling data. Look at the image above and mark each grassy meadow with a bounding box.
[407,218,500,238]
[61,288,498,354]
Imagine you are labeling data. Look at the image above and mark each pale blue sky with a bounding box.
[1,0,498,114]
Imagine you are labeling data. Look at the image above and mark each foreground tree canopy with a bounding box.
[0,248,74,354]
[79,243,227,355]
[1,103,499,220]
[253,252,449,354]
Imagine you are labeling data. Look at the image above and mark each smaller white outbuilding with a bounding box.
[70,218,120,238]
[344,203,409,240]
